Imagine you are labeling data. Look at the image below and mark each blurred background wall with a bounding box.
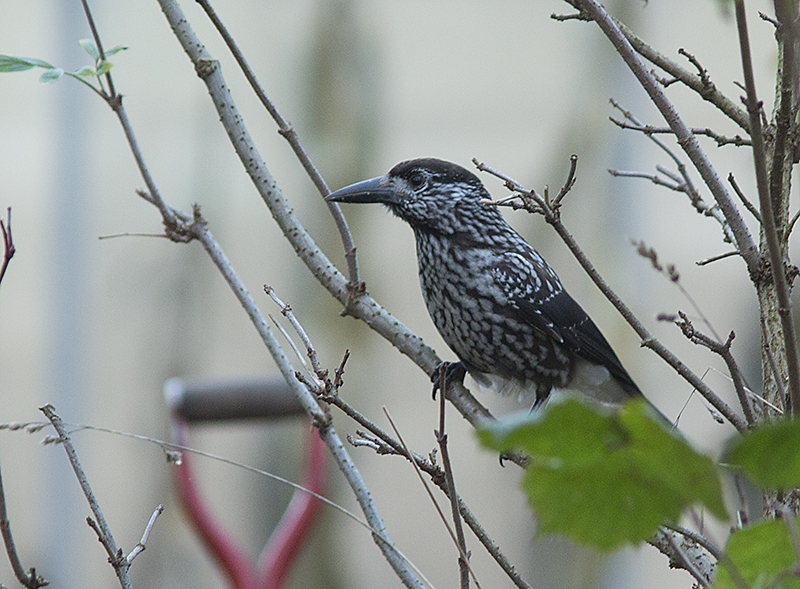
[0,0,775,587]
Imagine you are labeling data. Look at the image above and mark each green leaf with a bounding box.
[78,38,100,61]
[72,65,96,77]
[105,45,128,57]
[0,54,54,72]
[723,419,800,488]
[478,399,726,550]
[95,60,113,77]
[714,518,800,589]
[39,68,64,84]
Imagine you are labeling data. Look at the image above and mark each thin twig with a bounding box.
[384,408,483,589]
[727,173,762,224]
[696,251,740,266]
[265,286,326,385]
[126,505,164,565]
[786,208,800,239]
[436,370,470,589]
[192,0,360,286]
[603,16,750,132]
[565,0,760,279]
[553,154,579,205]
[609,99,736,245]
[0,462,48,588]
[474,158,746,432]
[40,405,132,589]
[672,312,755,426]
[609,119,751,147]
[608,169,683,192]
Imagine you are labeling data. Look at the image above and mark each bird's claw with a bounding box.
[431,361,466,400]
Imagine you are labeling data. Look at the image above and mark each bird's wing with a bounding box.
[494,252,641,395]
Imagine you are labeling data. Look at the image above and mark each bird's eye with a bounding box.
[408,173,426,189]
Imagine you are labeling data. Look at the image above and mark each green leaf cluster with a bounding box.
[480,402,800,585]
[715,518,800,589]
[0,38,126,86]
[478,399,725,550]
[724,418,800,488]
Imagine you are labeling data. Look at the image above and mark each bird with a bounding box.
[326,157,651,412]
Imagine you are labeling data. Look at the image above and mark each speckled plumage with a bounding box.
[327,158,643,407]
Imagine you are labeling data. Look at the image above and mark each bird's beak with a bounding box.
[325,176,397,204]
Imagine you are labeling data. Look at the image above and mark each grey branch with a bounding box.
[192,0,360,286]
[564,0,760,280]
[126,505,164,565]
[609,99,736,245]
[0,462,48,588]
[609,118,751,147]
[736,0,800,414]
[40,405,132,589]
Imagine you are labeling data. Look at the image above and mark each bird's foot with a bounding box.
[430,361,466,400]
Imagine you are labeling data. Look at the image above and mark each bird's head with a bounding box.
[326,158,498,235]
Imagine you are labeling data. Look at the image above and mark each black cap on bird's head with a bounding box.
[326,158,492,231]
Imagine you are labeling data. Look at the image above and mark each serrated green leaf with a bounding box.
[478,399,726,550]
[78,38,100,61]
[72,65,96,77]
[39,68,64,83]
[714,518,800,589]
[0,55,54,72]
[105,45,128,57]
[95,60,113,77]
[723,419,800,488]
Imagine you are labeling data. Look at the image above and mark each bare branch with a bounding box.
[126,505,164,565]
[40,405,132,589]
[671,312,755,426]
[608,169,683,192]
[192,0,360,286]
[436,377,470,589]
[696,251,741,267]
[384,409,483,589]
[0,463,48,588]
[735,0,800,414]
[564,0,761,279]
[728,173,762,224]
[609,119,751,147]
[606,18,750,132]
[609,99,737,245]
